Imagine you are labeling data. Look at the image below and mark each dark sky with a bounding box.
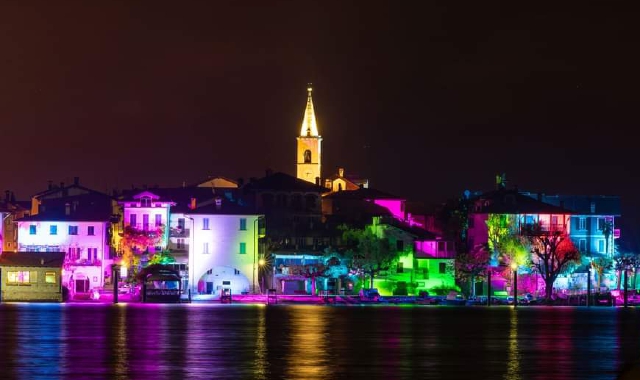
[1,2,639,247]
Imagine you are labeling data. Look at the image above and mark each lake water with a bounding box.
[0,303,638,380]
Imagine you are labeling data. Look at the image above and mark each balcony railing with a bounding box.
[169,227,190,238]
[68,258,102,267]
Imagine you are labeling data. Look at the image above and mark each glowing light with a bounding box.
[511,262,518,270]
[120,266,128,278]
[299,85,319,137]
[258,258,266,266]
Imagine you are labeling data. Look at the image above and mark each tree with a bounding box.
[340,225,395,289]
[287,262,328,296]
[455,244,490,297]
[435,196,470,253]
[121,225,165,279]
[486,214,516,265]
[499,235,530,268]
[523,223,580,301]
[591,256,613,290]
[147,250,176,266]
[613,255,638,290]
[602,219,613,256]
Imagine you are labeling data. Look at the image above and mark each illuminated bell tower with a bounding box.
[296,84,322,184]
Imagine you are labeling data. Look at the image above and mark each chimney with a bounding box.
[189,197,197,210]
[48,180,53,190]
[315,177,320,186]
[60,182,65,189]
[4,190,9,202]
[338,167,345,177]
[215,197,222,210]
[65,203,71,216]
[265,168,273,177]
[73,177,79,186]
[237,177,244,187]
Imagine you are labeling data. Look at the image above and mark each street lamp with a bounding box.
[587,257,592,307]
[258,258,266,294]
[511,262,518,307]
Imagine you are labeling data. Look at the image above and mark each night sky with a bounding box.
[1,3,639,247]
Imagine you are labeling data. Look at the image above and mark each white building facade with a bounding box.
[17,219,112,293]
[182,211,264,298]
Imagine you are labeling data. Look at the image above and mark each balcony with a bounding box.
[69,258,102,267]
[170,227,190,238]
[614,228,621,239]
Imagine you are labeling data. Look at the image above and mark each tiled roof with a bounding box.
[243,172,329,193]
[0,251,65,267]
[323,187,403,200]
[471,189,573,214]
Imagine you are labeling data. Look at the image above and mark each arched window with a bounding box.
[304,150,312,163]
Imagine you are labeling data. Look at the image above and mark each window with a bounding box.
[177,239,184,249]
[130,214,137,228]
[439,262,446,274]
[178,218,185,229]
[88,226,95,236]
[7,271,30,284]
[203,242,209,254]
[69,226,78,235]
[143,214,149,231]
[579,217,586,231]
[203,218,210,230]
[239,218,247,231]
[239,242,246,254]
[45,272,56,284]
[579,239,586,252]
[396,240,404,252]
[141,196,151,207]
[598,240,605,253]
[223,280,231,285]
[437,241,446,252]
[396,262,404,273]
[88,248,98,261]
[598,218,606,231]
[50,225,57,235]
[155,214,162,227]
[304,149,312,163]
[29,225,36,235]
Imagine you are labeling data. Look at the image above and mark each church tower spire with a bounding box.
[296,83,322,184]
[300,85,319,136]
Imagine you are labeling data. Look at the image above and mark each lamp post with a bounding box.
[487,269,492,306]
[253,216,265,294]
[511,262,518,307]
[258,258,266,294]
[587,264,591,307]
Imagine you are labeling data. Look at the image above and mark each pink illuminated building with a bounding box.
[16,179,120,295]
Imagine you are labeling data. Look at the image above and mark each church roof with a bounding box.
[243,172,329,193]
[300,85,319,137]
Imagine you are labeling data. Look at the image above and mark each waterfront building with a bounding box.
[0,251,65,302]
[118,187,264,298]
[521,193,621,257]
[16,179,118,295]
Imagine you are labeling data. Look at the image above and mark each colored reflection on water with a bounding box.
[1,303,639,379]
